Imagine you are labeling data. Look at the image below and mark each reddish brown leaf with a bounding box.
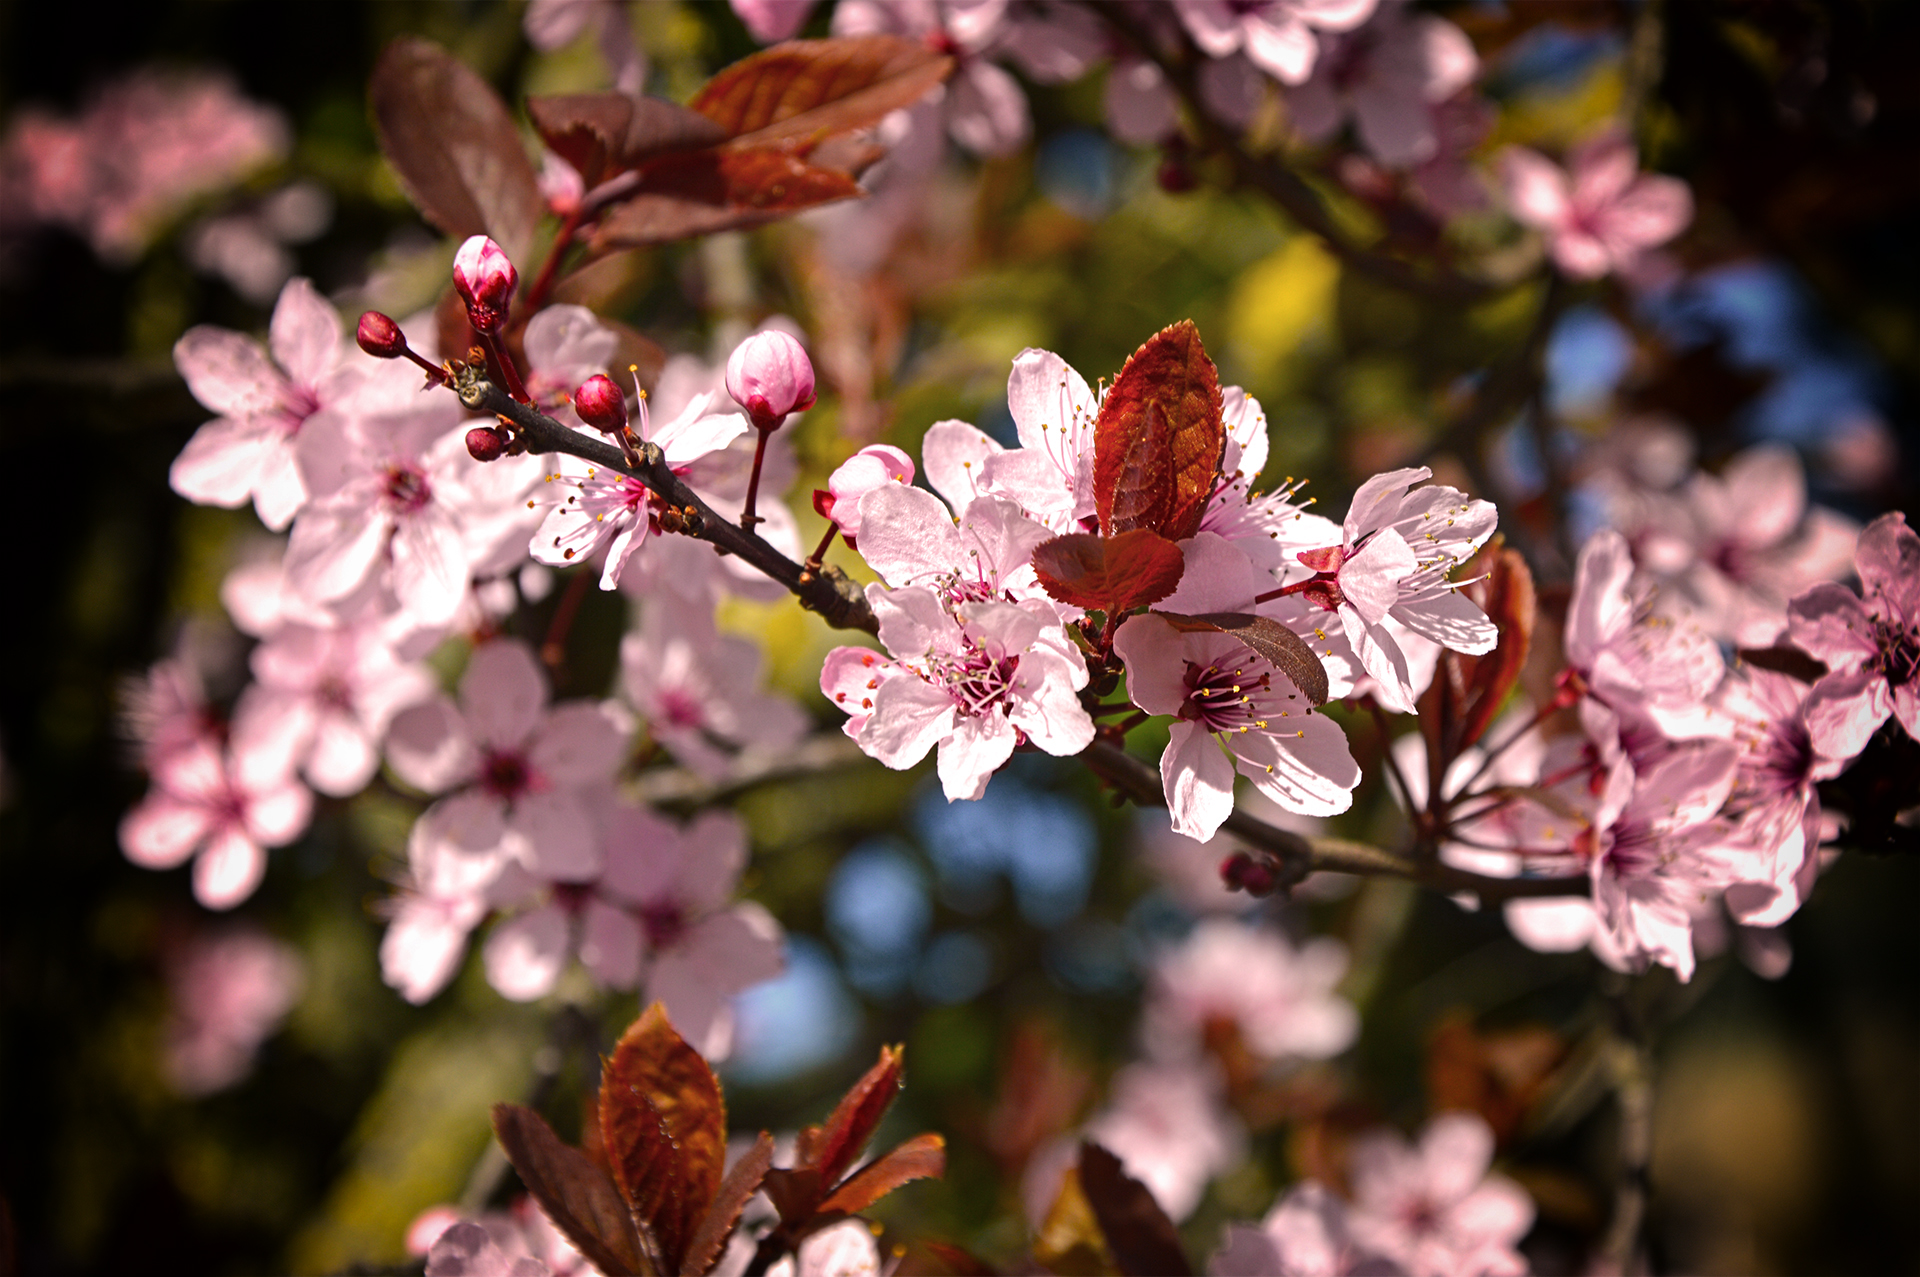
[1154,612,1331,706]
[1031,530,1186,616]
[806,1045,904,1187]
[817,1133,947,1215]
[527,93,727,187]
[1092,320,1225,542]
[760,1165,826,1224]
[689,36,951,148]
[370,38,543,261]
[491,1103,644,1277]
[1459,548,1535,749]
[1076,1142,1192,1277]
[600,1003,728,1272]
[591,146,863,249]
[684,1132,774,1276]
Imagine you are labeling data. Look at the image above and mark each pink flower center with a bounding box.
[276,384,321,437]
[640,901,685,948]
[1179,657,1298,735]
[658,688,704,730]
[382,462,433,514]
[928,647,1020,717]
[479,749,535,801]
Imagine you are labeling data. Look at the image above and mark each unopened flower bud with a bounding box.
[452,235,518,334]
[573,374,627,435]
[466,425,507,462]
[357,311,408,359]
[1221,851,1279,897]
[821,444,914,542]
[725,330,816,432]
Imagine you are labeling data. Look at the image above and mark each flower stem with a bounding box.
[523,205,587,317]
[478,330,531,404]
[739,425,773,529]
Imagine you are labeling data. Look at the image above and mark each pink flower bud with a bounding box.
[466,426,506,462]
[573,374,627,435]
[451,235,517,334]
[725,330,816,431]
[356,311,407,359]
[822,444,914,542]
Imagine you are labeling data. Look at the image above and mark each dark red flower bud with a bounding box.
[357,311,408,359]
[573,374,627,435]
[1221,851,1279,897]
[466,425,507,462]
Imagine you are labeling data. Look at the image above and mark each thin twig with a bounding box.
[1080,739,1589,902]
[1593,982,1655,1276]
[455,371,877,635]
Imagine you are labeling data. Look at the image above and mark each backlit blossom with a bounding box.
[826,586,1094,801]
[1345,1113,1532,1277]
[1174,0,1381,87]
[1503,128,1692,281]
[1787,511,1920,743]
[619,603,807,780]
[171,277,376,531]
[119,737,312,910]
[1115,534,1360,840]
[1565,528,1724,723]
[1211,1181,1390,1277]
[384,639,632,884]
[530,389,749,589]
[1282,467,1497,713]
[1286,2,1478,167]
[1144,918,1358,1063]
[162,927,304,1096]
[483,802,783,1059]
[1084,1061,1247,1221]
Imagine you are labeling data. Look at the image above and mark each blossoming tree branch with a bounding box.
[85,4,1920,1275]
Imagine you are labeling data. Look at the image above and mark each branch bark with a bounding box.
[1080,739,1590,903]
[454,370,877,635]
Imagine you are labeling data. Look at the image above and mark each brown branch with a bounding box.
[1079,738,1589,903]
[454,370,877,635]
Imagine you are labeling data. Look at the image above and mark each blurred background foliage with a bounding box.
[2,1,1919,1274]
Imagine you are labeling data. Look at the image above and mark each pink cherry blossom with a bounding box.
[829,585,1094,801]
[731,0,820,44]
[1286,3,1478,167]
[1174,0,1381,87]
[483,802,783,1059]
[162,926,304,1096]
[1787,511,1920,743]
[380,792,519,1004]
[290,399,541,628]
[170,277,375,531]
[816,444,914,545]
[119,736,312,910]
[0,69,288,261]
[1106,58,1179,145]
[1114,534,1360,840]
[529,389,749,589]
[854,486,1054,607]
[384,639,632,884]
[1084,1061,1247,1221]
[833,0,1032,157]
[121,653,222,774]
[1502,128,1693,281]
[759,1218,884,1277]
[1280,467,1497,714]
[424,1220,551,1277]
[525,0,647,95]
[619,603,807,780]
[521,304,619,412]
[1143,918,1358,1063]
[1565,528,1725,722]
[1211,1180,1392,1277]
[1345,1113,1532,1277]
[231,619,437,796]
[974,347,1100,531]
[726,329,817,430]
[1200,388,1343,574]
[1711,665,1882,925]
[1608,444,1858,646]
